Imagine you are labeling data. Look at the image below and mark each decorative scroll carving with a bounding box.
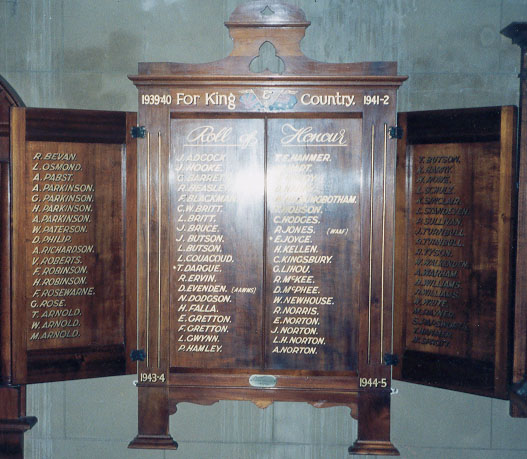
[249,41,285,74]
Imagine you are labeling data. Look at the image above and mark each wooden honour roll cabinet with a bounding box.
[129,2,405,455]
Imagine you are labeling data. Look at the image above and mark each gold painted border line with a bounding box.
[368,124,375,365]
[380,123,388,363]
[158,131,162,369]
[146,131,151,368]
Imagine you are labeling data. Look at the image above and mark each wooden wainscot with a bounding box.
[1,73,138,457]
[129,1,406,455]
[393,107,517,399]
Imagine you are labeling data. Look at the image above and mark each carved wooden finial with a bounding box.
[225,1,310,60]
[260,5,275,17]
[226,1,310,28]
[133,0,401,81]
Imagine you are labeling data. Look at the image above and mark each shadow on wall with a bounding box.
[62,30,141,111]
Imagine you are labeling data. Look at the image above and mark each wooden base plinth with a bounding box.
[128,434,178,450]
[0,416,38,434]
[0,416,38,459]
[349,440,400,456]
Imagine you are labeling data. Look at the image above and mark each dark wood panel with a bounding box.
[25,345,125,384]
[25,108,126,144]
[405,107,502,144]
[0,164,11,383]
[169,118,265,369]
[21,141,124,351]
[393,106,516,399]
[265,117,361,371]
[124,113,139,375]
[407,141,499,360]
[400,350,494,395]
[10,108,137,384]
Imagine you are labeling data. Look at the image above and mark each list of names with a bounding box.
[409,148,470,351]
[267,118,361,370]
[28,149,95,345]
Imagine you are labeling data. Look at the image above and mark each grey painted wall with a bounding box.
[1,0,527,457]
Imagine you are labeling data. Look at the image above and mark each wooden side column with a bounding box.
[129,110,176,450]
[128,386,176,449]
[350,109,399,455]
[0,386,37,459]
[349,389,398,456]
[502,22,527,417]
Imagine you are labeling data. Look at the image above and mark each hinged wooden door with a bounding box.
[394,106,517,399]
[10,107,137,384]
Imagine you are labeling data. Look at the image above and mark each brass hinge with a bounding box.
[389,126,403,139]
[131,126,146,139]
[130,349,146,362]
[383,353,399,366]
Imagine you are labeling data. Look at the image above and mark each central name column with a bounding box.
[169,118,265,369]
[266,118,362,372]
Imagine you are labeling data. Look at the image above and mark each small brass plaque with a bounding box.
[249,375,277,388]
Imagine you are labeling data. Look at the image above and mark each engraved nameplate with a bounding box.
[249,374,277,388]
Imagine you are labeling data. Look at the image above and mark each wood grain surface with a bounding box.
[394,107,517,399]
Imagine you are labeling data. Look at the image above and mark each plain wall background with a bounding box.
[1,0,527,457]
